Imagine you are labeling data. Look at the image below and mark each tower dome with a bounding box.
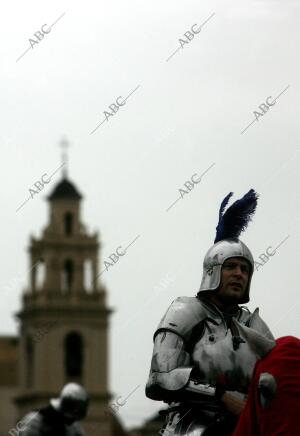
[48,177,82,201]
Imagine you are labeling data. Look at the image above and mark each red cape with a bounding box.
[233,336,300,436]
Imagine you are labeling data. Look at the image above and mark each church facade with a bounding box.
[0,176,121,435]
[0,175,164,436]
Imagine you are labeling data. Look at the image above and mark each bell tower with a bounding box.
[15,173,113,436]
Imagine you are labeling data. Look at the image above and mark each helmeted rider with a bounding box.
[145,189,275,436]
[17,383,89,436]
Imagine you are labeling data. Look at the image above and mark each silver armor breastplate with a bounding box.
[191,318,257,393]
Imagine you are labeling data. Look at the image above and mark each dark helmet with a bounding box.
[50,383,89,421]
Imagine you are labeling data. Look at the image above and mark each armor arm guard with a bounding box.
[17,412,42,436]
[146,330,193,400]
[146,297,219,403]
[145,330,217,403]
[248,308,274,340]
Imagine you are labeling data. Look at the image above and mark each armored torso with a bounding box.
[190,311,258,393]
[146,296,274,436]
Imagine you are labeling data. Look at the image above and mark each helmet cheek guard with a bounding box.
[198,239,254,304]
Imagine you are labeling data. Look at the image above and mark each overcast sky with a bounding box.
[0,0,299,430]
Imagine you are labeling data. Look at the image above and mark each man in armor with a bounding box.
[145,190,275,435]
[17,383,89,436]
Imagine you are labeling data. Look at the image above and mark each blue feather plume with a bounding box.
[214,189,259,243]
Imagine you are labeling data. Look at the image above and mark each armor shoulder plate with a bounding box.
[154,296,211,343]
[248,307,274,340]
[238,305,252,325]
[19,411,43,435]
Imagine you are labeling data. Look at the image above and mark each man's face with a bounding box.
[217,257,250,304]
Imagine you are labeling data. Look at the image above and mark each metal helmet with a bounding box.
[197,189,259,304]
[50,383,89,421]
[198,238,254,303]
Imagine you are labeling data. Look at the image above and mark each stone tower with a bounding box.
[15,176,114,436]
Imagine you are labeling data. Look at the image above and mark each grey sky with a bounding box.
[0,0,299,430]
